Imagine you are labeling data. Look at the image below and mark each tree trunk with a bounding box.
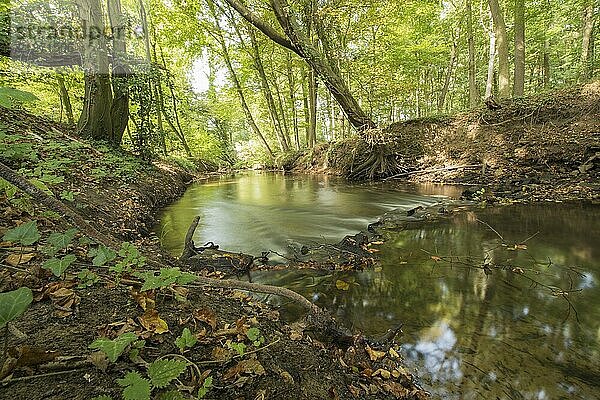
[286,54,301,150]
[273,73,293,150]
[485,15,496,99]
[207,0,274,159]
[488,0,510,98]
[307,67,318,148]
[76,0,114,142]
[223,0,375,131]
[248,29,289,152]
[438,31,459,113]
[56,74,74,125]
[513,0,525,96]
[107,0,129,144]
[581,0,595,81]
[139,0,165,155]
[467,0,479,107]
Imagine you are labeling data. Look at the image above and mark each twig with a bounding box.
[196,337,282,365]
[476,218,504,241]
[384,164,482,180]
[0,368,84,386]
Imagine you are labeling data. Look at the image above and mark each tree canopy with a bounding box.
[0,0,597,165]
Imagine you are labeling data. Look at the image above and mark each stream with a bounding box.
[155,172,600,399]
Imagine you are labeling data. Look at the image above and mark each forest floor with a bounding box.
[0,107,428,399]
[294,81,600,203]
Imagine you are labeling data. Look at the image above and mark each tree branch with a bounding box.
[220,0,301,56]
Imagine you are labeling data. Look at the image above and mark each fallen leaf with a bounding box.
[10,345,59,368]
[138,309,169,334]
[193,308,217,330]
[131,289,155,311]
[5,253,35,266]
[89,351,109,372]
[48,287,80,317]
[382,381,409,398]
[223,359,265,381]
[389,348,399,358]
[373,368,391,379]
[348,385,361,398]
[336,280,350,291]
[430,256,442,262]
[365,345,386,361]
[211,346,230,361]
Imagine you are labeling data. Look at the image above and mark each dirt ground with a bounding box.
[0,107,428,399]
[294,81,600,203]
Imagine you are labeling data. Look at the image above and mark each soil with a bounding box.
[0,107,428,399]
[293,81,600,203]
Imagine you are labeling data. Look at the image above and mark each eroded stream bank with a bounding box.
[156,172,600,399]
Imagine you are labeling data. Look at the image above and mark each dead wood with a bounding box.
[0,161,121,249]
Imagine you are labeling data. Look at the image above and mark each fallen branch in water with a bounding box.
[0,163,330,339]
[383,164,482,181]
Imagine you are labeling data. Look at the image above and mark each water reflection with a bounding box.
[155,173,600,399]
[251,205,600,399]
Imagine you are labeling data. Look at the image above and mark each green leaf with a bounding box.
[47,228,78,252]
[176,272,198,285]
[2,220,40,245]
[117,371,151,400]
[60,190,75,202]
[89,332,138,363]
[42,254,77,277]
[147,359,188,389]
[175,328,197,352]
[29,178,53,195]
[0,287,33,328]
[89,245,117,267]
[197,376,212,398]
[156,391,185,400]
[0,87,38,108]
[246,327,260,342]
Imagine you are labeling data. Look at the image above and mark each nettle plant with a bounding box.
[226,327,266,357]
[88,242,146,283]
[89,332,212,400]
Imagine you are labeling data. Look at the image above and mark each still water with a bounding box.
[155,172,600,399]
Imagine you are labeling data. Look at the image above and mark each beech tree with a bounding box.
[75,0,128,145]
[222,0,375,131]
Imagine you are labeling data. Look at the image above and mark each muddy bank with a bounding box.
[294,82,600,203]
[0,109,428,399]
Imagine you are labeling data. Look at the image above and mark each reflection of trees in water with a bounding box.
[268,211,600,399]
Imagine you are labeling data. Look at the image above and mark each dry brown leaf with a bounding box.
[373,368,391,379]
[365,345,386,361]
[48,287,80,317]
[5,253,35,266]
[382,381,409,398]
[430,256,442,262]
[193,308,217,330]
[131,289,155,311]
[348,385,361,398]
[10,345,59,367]
[89,351,109,372]
[138,308,169,334]
[211,346,230,361]
[223,359,265,381]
